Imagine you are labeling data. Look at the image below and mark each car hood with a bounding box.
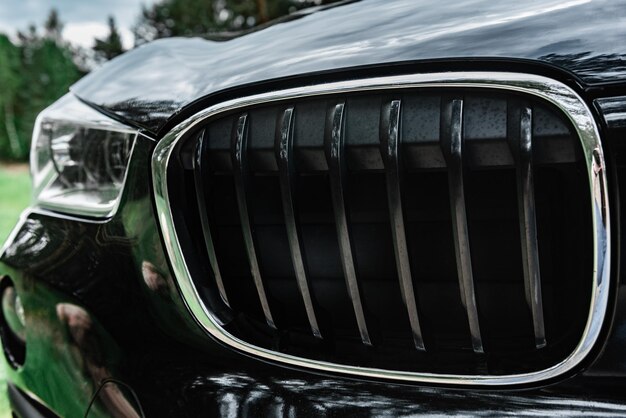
[71,0,626,135]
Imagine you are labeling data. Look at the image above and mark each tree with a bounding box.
[0,35,23,159]
[44,9,63,43]
[256,0,269,24]
[0,9,83,162]
[94,16,125,61]
[17,24,39,46]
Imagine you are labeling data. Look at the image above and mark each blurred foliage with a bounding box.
[0,11,82,162]
[0,35,22,161]
[94,16,124,62]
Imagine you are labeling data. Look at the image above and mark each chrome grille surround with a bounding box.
[152,72,610,386]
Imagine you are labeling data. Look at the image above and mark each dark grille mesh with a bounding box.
[169,88,592,375]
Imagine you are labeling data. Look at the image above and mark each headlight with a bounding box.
[30,94,138,217]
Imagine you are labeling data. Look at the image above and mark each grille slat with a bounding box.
[508,104,547,349]
[193,131,230,307]
[440,98,484,354]
[325,102,372,346]
[231,113,276,329]
[380,99,426,351]
[276,107,323,339]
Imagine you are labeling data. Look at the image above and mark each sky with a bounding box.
[0,0,158,49]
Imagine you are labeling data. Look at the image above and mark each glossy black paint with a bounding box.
[8,384,54,418]
[2,245,626,417]
[3,0,626,416]
[0,115,622,417]
[597,96,626,130]
[72,0,626,135]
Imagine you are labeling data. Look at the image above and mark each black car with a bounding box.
[3,0,626,416]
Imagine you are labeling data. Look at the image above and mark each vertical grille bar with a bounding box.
[508,105,546,349]
[232,113,276,329]
[441,98,484,353]
[380,100,426,351]
[325,102,372,346]
[193,130,230,307]
[276,107,323,338]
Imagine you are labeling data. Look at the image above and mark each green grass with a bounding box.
[0,165,31,244]
[0,164,30,417]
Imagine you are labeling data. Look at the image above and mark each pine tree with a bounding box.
[94,16,125,61]
[0,35,22,160]
[0,9,83,161]
[44,9,63,43]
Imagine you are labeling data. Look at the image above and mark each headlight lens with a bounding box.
[30,94,138,217]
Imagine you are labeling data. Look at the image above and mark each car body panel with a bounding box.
[0,108,625,417]
[2,209,626,415]
[72,0,626,135]
[4,0,626,416]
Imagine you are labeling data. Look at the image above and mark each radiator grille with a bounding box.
[154,73,610,385]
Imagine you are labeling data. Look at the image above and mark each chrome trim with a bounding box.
[231,113,276,329]
[193,131,230,308]
[380,99,425,351]
[324,102,372,346]
[440,98,484,354]
[276,107,322,338]
[153,72,611,385]
[508,105,547,349]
